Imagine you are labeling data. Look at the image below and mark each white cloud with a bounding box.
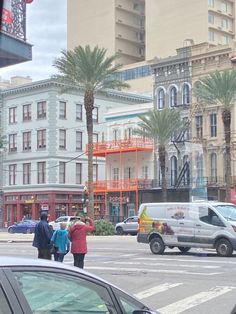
[0,0,67,81]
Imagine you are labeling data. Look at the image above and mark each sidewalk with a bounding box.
[0,232,34,243]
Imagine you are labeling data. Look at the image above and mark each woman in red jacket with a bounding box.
[68,216,95,269]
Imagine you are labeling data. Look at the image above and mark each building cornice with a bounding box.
[0,79,152,104]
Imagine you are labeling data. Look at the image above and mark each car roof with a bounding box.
[0,256,140,299]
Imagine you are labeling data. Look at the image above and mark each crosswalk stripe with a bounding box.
[134,283,183,299]
[103,261,219,269]
[85,266,221,276]
[137,257,236,265]
[158,286,235,314]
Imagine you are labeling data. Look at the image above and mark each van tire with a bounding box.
[216,239,233,257]
[178,247,190,253]
[150,237,165,254]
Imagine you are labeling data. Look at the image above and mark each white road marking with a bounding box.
[136,257,236,265]
[158,286,235,314]
[84,266,221,276]
[103,261,220,269]
[134,283,183,299]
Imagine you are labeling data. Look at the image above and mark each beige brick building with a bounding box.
[68,0,236,62]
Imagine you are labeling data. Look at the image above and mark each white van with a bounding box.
[137,202,236,257]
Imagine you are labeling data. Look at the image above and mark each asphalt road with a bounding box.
[1,234,236,314]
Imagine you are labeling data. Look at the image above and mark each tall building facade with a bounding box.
[68,0,236,62]
[1,79,151,225]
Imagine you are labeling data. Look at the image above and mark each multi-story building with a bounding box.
[0,0,32,226]
[1,79,151,225]
[68,0,236,93]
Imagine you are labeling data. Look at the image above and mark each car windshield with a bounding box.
[214,205,236,221]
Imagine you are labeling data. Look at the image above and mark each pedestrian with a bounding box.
[32,212,53,260]
[68,216,95,269]
[51,222,70,262]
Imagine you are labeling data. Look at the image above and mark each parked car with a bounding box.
[7,220,38,234]
[49,215,80,230]
[115,216,139,235]
[0,257,158,314]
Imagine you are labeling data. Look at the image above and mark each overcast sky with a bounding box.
[0,0,67,82]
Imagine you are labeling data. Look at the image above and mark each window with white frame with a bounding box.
[182,84,190,105]
[221,1,227,12]
[76,163,82,184]
[59,162,66,184]
[9,107,17,124]
[142,165,148,179]
[93,133,98,143]
[37,162,46,184]
[59,129,66,149]
[221,18,228,29]
[124,167,134,179]
[208,0,214,7]
[112,129,120,143]
[196,116,203,139]
[9,134,17,152]
[37,129,46,149]
[196,154,204,186]
[158,89,165,109]
[37,101,46,119]
[92,107,98,123]
[182,117,190,141]
[9,164,17,185]
[23,132,31,151]
[113,168,119,180]
[23,104,31,121]
[23,163,31,185]
[221,35,229,45]
[76,131,82,150]
[93,164,98,181]
[208,13,214,24]
[183,155,190,185]
[210,113,217,137]
[170,86,177,107]
[124,128,132,140]
[76,104,83,120]
[208,30,214,41]
[59,101,66,119]
[210,153,217,182]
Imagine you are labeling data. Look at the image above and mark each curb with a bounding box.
[0,240,33,243]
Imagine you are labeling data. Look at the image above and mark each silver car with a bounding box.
[115,216,139,235]
[0,256,158,314]
[49,215,80,230]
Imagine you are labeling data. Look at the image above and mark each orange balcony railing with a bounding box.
[93,178,154,192]
[89,138,153,157]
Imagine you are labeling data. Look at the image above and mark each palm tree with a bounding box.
[53,45,129,218]
[194,69,236,202]
[134,108,184,201]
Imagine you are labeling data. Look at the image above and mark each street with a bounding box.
[0,234,236,314]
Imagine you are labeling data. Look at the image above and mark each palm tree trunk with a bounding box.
[222,109,231,202]
[159,145,167,202]
[84,91,94,219]
[153,139,158,187]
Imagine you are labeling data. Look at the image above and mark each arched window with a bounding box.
[157,89,165,109]
[210,153,217,183]
[171,156,177,186]
[182,84,190,105]
[170,86,177,107]
[183,155,190,185]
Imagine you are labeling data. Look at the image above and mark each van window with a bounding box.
[214,204,236,221]
[199,207,220,225]
[146,205,166,219]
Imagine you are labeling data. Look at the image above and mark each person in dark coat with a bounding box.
[33,213,53,260]
[68,216,95,268]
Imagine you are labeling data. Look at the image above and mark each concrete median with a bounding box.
[0,231,34,243]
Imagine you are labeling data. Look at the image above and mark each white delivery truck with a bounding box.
[137,202,236,257]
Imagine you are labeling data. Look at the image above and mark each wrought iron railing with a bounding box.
[1,0,26,41]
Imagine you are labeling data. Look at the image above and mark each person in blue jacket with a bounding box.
[51,222,70,262]
[33,212,53,260]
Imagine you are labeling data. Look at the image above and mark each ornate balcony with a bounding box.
[91,138,153,157]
